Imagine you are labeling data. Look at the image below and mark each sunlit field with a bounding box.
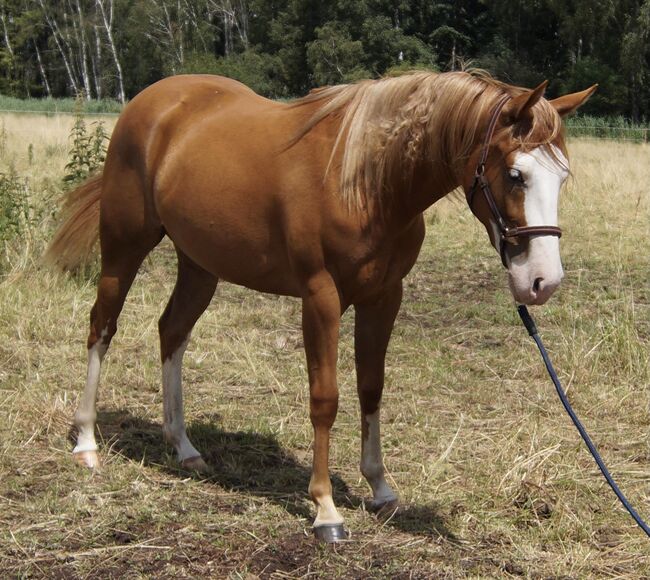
[0,113,648,577]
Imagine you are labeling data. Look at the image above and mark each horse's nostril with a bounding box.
[533,277,543,293]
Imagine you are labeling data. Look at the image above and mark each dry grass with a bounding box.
[0,114,648,578]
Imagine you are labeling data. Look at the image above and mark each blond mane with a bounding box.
[291,70,564,214]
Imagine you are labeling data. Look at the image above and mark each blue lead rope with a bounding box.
[517,304,650,538]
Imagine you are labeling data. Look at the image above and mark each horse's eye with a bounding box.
[508,168,525,184]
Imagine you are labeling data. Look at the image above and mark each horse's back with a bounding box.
[99,75,419,302]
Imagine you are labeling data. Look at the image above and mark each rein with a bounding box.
[470,97,650,539]
[518,306,650,539]
[466,96,562,268]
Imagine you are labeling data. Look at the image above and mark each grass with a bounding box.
[0,115,648,577]
[0,94,122,115]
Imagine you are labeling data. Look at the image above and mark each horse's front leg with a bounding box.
[300,270,346,542]
[354,282,402,512]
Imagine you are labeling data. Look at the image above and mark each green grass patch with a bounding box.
[0,94,122,115]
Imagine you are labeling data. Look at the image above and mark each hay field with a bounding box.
[0,113,648,578]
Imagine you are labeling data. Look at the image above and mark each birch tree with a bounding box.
[95,0,125,102]
[37,0,80,95]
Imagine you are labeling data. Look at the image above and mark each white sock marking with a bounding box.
[162,336,202,462]
[73,329,108,454]
[361,410,397,503]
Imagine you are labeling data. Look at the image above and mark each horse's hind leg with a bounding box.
[158,250,218,472]
[74,233,162,468]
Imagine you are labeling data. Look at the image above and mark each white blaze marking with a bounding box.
[361,411,397,503]
[74,328,109,454]
[162,336,202,462]
[508,146,568,301]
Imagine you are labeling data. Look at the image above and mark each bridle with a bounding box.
[466,95,562,268]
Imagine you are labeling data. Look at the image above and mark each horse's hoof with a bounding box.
[181,456,210,474]
[73,450,99,469]
[313,523,349,543]
[367,497,399,517]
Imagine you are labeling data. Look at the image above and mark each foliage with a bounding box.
[180,50,287,98]
[0,1,648,119]
[306,22,369,85]
[63,102,108,186]
[0,169,30,246]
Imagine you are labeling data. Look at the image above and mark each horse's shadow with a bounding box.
[86,409,454,540]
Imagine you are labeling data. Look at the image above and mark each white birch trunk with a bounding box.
[96,0,126,103]
[34,41,52,97]
[38,0,80,95]
[0,12,14,57]
[91,24,102,100]
[73,0,93,99]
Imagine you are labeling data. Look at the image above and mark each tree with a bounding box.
[306,21,368,85]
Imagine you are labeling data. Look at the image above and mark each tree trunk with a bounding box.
[0,12,14,57]
[451,38,456,71]
[34,41,52,97]
[91,25,102,100]
[73,0,93,99]
[38,0,80,95]
[96,0,126,103]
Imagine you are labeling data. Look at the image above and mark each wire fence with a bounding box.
[0,108,647,142]
[566,126,650,143]
[0,108,119,116]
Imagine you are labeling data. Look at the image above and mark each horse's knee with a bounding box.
[309,390,339,429]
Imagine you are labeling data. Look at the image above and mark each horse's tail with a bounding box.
[44,173,102,271]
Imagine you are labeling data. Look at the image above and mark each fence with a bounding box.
[0,107,647,142]
[566,125,650,143]
[0,108,119,116]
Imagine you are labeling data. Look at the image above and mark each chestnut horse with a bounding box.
[46,71,595,541]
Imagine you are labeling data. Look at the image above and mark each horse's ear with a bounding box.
[501,81,548,125]
[549,85,598,117]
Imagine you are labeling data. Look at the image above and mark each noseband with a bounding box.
[466,95,562,268]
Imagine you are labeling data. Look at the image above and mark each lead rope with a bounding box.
[517,304,650,538]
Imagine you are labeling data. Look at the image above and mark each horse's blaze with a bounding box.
[507,146,568,305]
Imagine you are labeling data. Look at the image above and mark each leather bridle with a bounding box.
[466,95,562,268]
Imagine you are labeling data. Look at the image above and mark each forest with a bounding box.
[0,1,648,120]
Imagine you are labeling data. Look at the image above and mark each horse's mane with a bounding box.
[290,70,564,214]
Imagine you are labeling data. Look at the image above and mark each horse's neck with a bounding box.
[386,154,461,225]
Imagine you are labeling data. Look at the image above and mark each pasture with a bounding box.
[0,112,648,577]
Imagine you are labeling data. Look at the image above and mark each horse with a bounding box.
[45,70,596,542]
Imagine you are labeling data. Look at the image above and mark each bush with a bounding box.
[0,170,30,245]
[64,105,108,186]
[180,50,287,98]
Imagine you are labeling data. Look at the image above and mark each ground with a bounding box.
[0,113,648,578]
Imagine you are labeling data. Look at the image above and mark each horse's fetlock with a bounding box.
[74,409,96,427]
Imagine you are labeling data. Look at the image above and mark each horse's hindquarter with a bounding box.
[118,75,423,301]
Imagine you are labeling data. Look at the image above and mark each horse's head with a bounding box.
[464,82,596,305]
